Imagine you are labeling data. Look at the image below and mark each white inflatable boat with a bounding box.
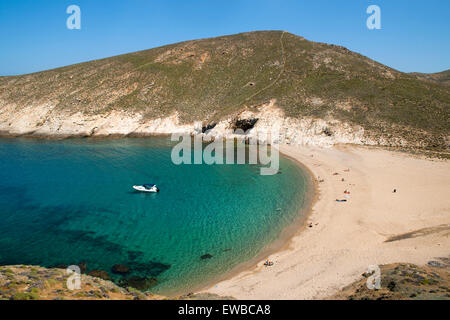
[133,184,160,193]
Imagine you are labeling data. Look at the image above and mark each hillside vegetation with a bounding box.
[410,70,450,87]
[0,31,448,150]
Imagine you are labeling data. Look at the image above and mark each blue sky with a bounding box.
[0,0,449,75]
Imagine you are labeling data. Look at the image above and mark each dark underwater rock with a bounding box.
[112,264,130,275]
[127,250,143,261]
[128,261,171,277]
[201,254,213,260]
[88,270,111,281]
[119,276,158,291]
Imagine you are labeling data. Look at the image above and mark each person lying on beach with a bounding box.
[264,260,274,267]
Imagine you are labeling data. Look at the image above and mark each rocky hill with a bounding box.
[0,31,448,151]
[410,70,450,88]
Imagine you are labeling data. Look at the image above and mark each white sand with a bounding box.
[205,145,450,299]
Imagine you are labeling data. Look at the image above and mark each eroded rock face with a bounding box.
[0,99,413,148]
[201,100,376,148]
[0,103,193,138]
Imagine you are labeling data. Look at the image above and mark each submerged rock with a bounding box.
[119,276,158,291]
[127,250,143,261]
[111,264,130,275]
[201,254,213,260]
[128,261,171,277]
[88,270,111,281]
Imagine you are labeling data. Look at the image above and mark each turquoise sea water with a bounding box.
[0,137,309,295]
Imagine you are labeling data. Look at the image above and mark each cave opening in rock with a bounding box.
[202,122,217,133]
[232,118,259,132]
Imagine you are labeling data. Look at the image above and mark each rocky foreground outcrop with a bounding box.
[0,265,233,300]
[3,262,448,300]
[330,259,450,300]
[0,265,163,300]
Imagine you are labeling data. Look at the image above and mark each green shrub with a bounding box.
[11,292,39,300]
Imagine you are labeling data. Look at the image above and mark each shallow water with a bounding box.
[0,137,308,295]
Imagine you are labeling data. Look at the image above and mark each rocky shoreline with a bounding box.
[0,265,234,300]
[0,100,414,149]
[3,261,448,300]
[0,265,162,300]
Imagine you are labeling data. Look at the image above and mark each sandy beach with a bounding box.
[205,144,450,299]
